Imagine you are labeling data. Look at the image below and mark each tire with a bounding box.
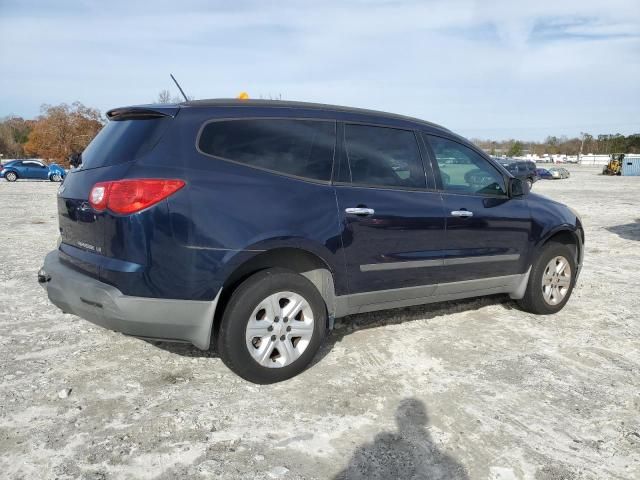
[217,268,327,383]
[526,178,533,189]
[50,173,62,182]
[5,172,17,182]
[517,242,576,315]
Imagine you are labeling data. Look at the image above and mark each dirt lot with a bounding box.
[1,167,639,480]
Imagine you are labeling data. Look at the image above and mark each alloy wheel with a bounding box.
[541,255,572,305]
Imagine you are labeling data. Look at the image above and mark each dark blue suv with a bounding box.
[40,99,584,383]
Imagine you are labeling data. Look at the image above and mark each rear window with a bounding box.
[80,118,171,170]
[198,119,336,181]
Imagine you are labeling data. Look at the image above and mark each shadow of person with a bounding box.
[334,398,469,480]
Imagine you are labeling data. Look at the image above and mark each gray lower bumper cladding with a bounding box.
[39,251,219,350]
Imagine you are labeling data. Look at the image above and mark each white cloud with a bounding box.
[0,0,638,139]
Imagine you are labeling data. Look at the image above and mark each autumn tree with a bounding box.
[0,116,33,158]
[23,102,104,165]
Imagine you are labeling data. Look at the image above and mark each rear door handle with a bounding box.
[345,207,375,216]
[451,210,473,217]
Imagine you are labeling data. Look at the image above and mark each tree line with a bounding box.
[473,133,640,158]
[0,102,103,166]
[0,92,184,166]
[2,98,639,166]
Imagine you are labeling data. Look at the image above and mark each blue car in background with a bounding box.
[1,159,65,182]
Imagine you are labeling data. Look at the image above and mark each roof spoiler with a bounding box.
[106,105,179,120]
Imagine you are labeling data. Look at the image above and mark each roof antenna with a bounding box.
[170,73,189,102]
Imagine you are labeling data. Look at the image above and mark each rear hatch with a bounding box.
[57,106,177,275]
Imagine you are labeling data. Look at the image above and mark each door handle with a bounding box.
[451,210,473,217]
[345,207,375,216]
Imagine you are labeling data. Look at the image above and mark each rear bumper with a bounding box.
[39,250,219,349]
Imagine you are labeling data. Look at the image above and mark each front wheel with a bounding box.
[50,173,62,182]
[526,178,533,189]
[217,268,327,383]
[517,242,576,314]
[5,172,17,182]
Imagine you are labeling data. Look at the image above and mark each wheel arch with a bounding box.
[212,247,338,341]
[537,226,583,267]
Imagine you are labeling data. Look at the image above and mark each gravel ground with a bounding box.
[1,167,639,480]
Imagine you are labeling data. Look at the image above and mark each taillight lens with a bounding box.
[89,179,185,214]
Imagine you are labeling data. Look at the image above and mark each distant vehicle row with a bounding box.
[536,167,570,180]
[491,157,571,185]
[1,160,66,182]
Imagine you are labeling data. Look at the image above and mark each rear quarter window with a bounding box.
[197,119,336,181]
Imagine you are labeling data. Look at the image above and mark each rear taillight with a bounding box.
[89,179,185,214]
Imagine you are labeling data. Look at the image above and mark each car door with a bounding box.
[334,122,446,304]
[20,161,36,178]
[23,161,48,179]
[423,134,532,285]
[36,161,50,179]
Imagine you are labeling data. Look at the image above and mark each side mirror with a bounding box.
[509,177,527,197]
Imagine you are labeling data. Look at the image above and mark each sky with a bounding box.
[0,0,638,140]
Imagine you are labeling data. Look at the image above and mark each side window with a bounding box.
[198,119,335,181]
[344,124,425,189]
[25,161,45,168]
[426,135,506,196]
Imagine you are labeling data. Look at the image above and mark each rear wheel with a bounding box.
[518,242,576,314]
[50,173,62,182]
[5,172,17,182]
[526,177,533,189]
[217,268,327,383]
